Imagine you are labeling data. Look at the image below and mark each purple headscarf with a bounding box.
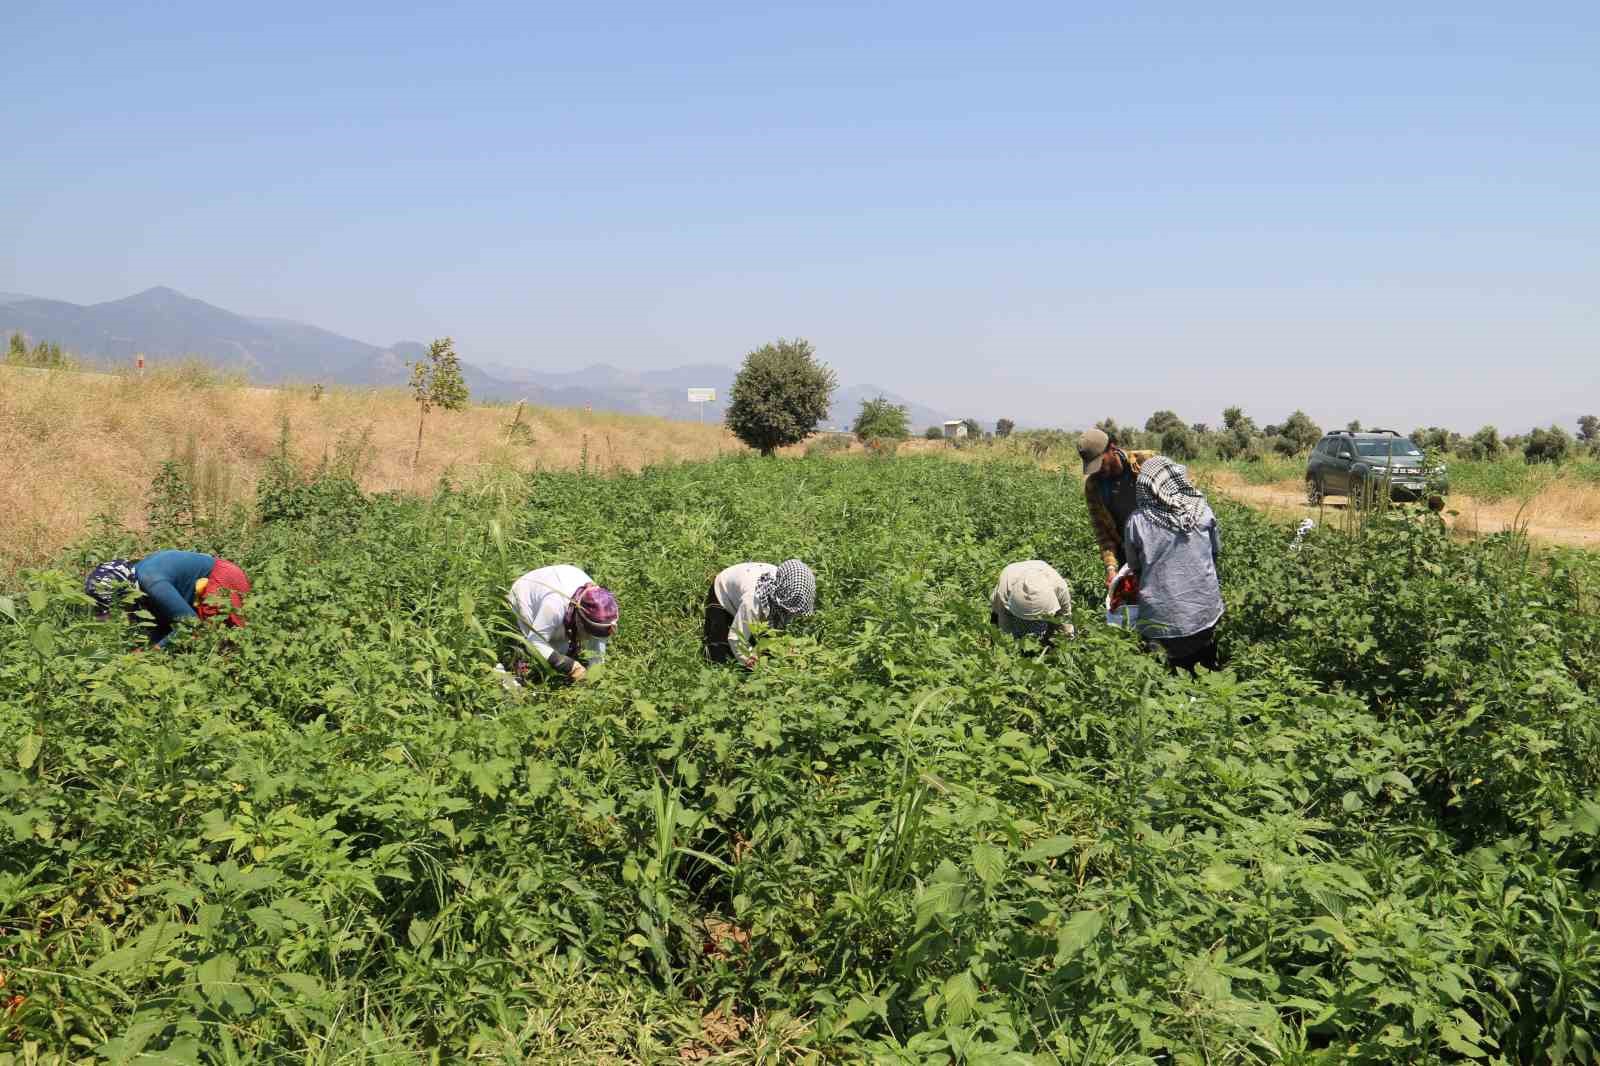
[564,583,619,655]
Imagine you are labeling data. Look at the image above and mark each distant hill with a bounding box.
[0,286,954,426]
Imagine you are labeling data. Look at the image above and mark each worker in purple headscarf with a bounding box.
[505,564,619,682]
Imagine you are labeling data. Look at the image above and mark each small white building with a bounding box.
[942,420,968,439]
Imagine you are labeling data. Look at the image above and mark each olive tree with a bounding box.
[1279,410,1323,453]
[726,338,837,456]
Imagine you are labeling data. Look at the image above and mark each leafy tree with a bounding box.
[1160,426,1197,461]
[1468,426,1502,460]
[1346,419,1362,432]
[1578,415,1599,443]
[1279,410,1322,453]
[961,418,984,439]
[6,332,26,363]
[995,418,1015,438]
[726,338,836,457]
[1215,407,1257,459]
[408,337,470,468]
[1144,410,1183,436]
[1191,422,1209,435]
[851,395,909,442]
[1221,406,1256,434]
[924,425,944,440]
[1523,424,1572,464]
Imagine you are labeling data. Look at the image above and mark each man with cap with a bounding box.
[990,560,1075,648]
[1077,428,1157,591]
[704,559,817,669]
[506,564,619,682]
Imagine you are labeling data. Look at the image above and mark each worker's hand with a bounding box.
[740,654,758,671]
[569,662,589,682]
[1105,569,1119,589]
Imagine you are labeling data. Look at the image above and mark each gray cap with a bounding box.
[1077,428,1110,477]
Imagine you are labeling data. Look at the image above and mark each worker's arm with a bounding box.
[727,599,758,667]
[143,579,197,648]
[1084,480,1122,578]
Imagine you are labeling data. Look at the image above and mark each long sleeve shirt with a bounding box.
[134,550,216,647]
[1124,506,1223,641]
[713,562,777,662]
[506,565,608,674]
[1084,450,1155,572]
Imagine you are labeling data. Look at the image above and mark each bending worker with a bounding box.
[86,550,251,648]
[704,559,816,669]
[990,560,1075,648]
[1124,457,1223,673]
[506,564,618,682]
[1077,428,1157,590]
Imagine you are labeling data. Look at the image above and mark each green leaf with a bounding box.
[526,759,556,797]
[16,733,42,770]
[1054,909,1105,965]
[30,622,54,657]
[943,971,979,1025]
[971,842,1006,887]
[277,972,326,1000]
[1019,836,1071,862]
[1199,862,1246,893]
[914,880,966,932]
[196,952,240,1009]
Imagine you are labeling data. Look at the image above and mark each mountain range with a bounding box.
[0,286,952,429]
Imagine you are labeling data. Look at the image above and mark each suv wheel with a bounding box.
[1305,476,1323,506]
[1350,475,1371,510]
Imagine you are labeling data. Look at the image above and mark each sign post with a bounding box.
[686,387,716,424]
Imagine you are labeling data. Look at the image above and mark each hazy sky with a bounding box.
[4,2,1596,431]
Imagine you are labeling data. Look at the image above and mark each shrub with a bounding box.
[923,425,944,440]
[1159,426,1198,460]
[852,395,910,442]
[1524,424,1573,464]
[805,433,853,458]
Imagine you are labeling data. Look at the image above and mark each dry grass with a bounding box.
[0,366,743,576]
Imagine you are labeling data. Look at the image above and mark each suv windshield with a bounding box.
[1355,439,1423,458]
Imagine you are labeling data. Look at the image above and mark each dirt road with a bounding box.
[1213,481,1600,550]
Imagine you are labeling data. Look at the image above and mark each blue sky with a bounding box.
[4,1,1596,431]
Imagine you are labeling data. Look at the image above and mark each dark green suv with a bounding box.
[1305,430,1445,505]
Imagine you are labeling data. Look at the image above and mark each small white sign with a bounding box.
[686,388,716,403]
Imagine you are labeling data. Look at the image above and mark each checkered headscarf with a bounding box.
[1135,456,1209,533]
[756,559,815,623]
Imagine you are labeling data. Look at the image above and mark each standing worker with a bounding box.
[506,564,618,682]
[990,560,1075,648]
[1078,429,1157,591]
[703,559,816,669]
[85,550,251,648]
[1124,457,1223,673]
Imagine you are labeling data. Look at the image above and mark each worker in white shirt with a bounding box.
[505,564,619,682]
[703,559,816,669]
